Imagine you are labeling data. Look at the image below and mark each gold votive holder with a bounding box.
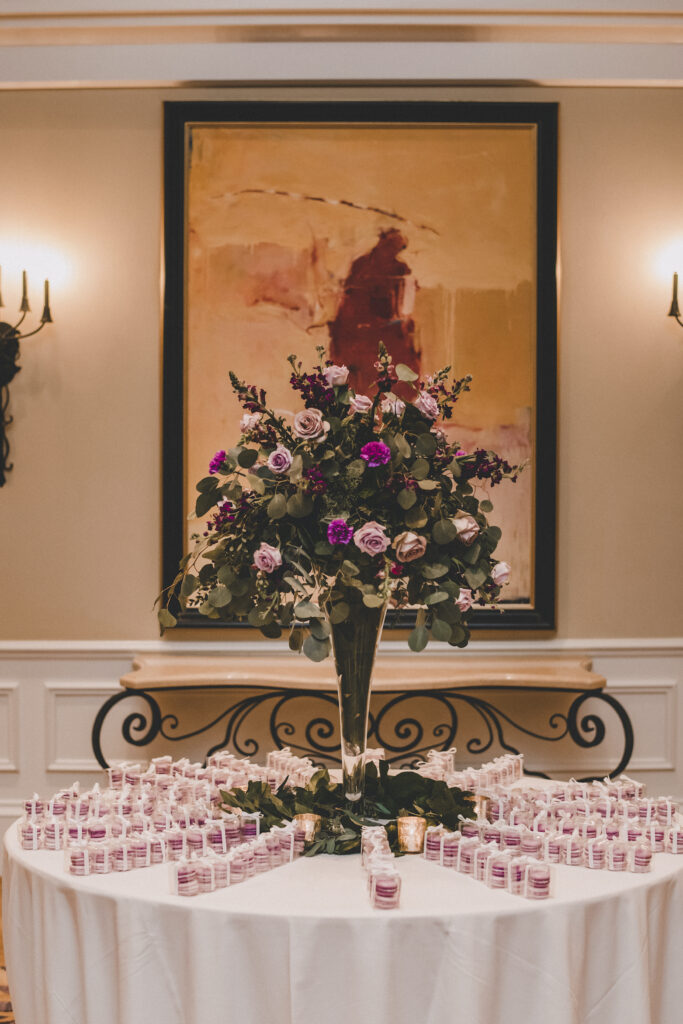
[475,794,491,821]
[397,815,427,854]
[292,813,322,844]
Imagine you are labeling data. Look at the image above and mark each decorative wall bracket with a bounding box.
[92,683,634,782]
[0,270,53,486]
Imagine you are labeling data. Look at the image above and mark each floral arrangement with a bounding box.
[158,343,520,660]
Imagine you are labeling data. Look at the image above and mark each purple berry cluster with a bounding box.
[460,448,519,487]
[303,465,327,495]
[289,371,335,410]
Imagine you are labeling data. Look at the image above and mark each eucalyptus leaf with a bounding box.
[157,609,177,629]
[408,625,429,652]
[425,590,449,605]
[267,492,288,519]
[394,433,412,459]
[195,491,220,517]
[480,499,493,513]
[237,448,259,469]
[328,601,349,624]
[208,585,232,608]
[417,479,439,491]
[246,473,265,495]
[294,600,324,620]
[397,488,417,510]
[405,506,428,529]
[180,574,199,597]
[433,519,457,545]
[217,565,236,586]
[430,617,452,642]
[410,459,430,480]
[196,476,219,493]
[396,363,419,382]
[341,560,360,576]
[260,622,282,639]
[303,634,331,662]
[415,432,437,457]
[362,593,385,608]
[347,459,366,479]
[465,566,487,589]
[289,454,303,482]
[309,618,331,640]
[421,564,449,579]
[288,627,304,652]
[287,492,314,518]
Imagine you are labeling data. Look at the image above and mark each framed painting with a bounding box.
[163,100,558,630]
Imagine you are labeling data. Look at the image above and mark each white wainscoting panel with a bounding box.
[0,641,681,871]
[0,684,19,773]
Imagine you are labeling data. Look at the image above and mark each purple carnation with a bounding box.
[360,441,392,468]
[327,519,354,545]
[209,449,226,474]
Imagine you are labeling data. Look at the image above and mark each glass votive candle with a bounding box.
[397,816,426,854]
[292,814,322,845]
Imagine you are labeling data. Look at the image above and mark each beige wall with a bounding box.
[0,85,681,641]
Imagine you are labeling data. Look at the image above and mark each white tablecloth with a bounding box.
[4,825,683,1024]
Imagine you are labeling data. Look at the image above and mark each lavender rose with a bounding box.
[293,408,329,441]
[266,445,293,474]
[360,441,392,468]
[392,531,427,563]
[253,542,282,574]
[491,561,511,586]
[414,391,439,420]
[322,364,349,387]
[327,518,354,545]
[349,394,373,415]
[452,513,480,545]
[381,395,406,417]
[353,521,390,556]
[240,411,261,433]
[455,587,474,612]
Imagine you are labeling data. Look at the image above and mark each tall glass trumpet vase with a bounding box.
[328,592,388,807]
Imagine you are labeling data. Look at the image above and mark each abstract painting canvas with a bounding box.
[163,101,558,629]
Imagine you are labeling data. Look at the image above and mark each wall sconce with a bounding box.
[0,268,53,487]
[668,272,682,328]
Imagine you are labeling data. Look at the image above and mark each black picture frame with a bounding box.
[162,99,558,631]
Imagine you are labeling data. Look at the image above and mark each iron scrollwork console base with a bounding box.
[92,684,634,782]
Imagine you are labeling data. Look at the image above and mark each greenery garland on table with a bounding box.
[220,761,475,856]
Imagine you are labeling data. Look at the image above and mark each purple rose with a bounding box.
[491,561,511,586]
[267,445,293,474]
[253,542,282,574]
[455,587,474,612]
[452,513,480,545]
[392,531,427,563]
[349,394,373,415]
[327,518,354,545]
[414,391,439,420]
[322,364,349,387]
[293,408,329,441]
[360,441,391,468]
[240,412,261,433]
[381,395,406,417]
[209,450,226,475]
[354,521,390,556]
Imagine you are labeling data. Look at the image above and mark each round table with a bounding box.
[4,826,683,1024]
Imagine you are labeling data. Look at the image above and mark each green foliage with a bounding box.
[219,762,475,856]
